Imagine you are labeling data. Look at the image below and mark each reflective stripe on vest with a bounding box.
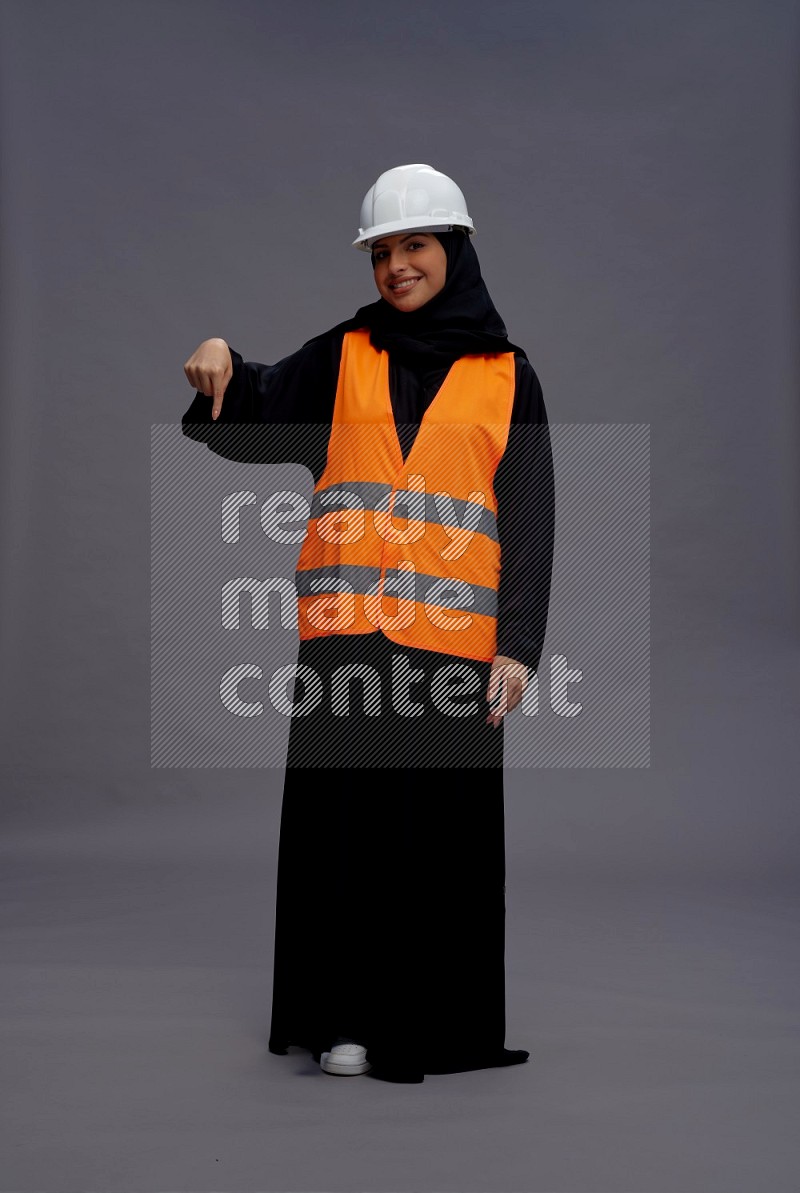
[295,328,515,661]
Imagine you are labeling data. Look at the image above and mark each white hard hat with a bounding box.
[352,163,476,252]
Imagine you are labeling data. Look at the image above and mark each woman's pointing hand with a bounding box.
[183,338,233,420]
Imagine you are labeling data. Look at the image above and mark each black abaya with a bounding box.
[268,632,513,1083]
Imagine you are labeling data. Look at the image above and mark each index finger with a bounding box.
[211,379,226,420]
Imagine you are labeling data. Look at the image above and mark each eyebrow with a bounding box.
[371,233,429,249]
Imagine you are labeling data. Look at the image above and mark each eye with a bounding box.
[408,241,426,250]
[373,249,388,260]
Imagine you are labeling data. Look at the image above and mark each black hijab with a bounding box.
[306,230,528,374]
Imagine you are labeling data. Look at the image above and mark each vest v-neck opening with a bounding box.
[383,353,460,476]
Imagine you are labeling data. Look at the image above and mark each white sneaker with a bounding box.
[320,1042,372,1076]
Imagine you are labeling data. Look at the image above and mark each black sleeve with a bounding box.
[180,327,345,478]
[493,355,556,673]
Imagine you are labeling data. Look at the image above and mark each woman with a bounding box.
[182,164,555,1083]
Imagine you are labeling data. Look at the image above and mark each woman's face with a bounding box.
[371,232,447,311]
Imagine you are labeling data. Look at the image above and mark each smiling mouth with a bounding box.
[389,277,422,293]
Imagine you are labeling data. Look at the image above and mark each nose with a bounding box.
[387,248,410,274]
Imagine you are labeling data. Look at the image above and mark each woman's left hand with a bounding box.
[485,655,529,728]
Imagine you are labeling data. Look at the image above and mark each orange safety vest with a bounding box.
[295,328,515,662]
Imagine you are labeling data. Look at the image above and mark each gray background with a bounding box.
[1,1,798,1190]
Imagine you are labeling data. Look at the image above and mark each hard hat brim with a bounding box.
[352,217,476,252]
